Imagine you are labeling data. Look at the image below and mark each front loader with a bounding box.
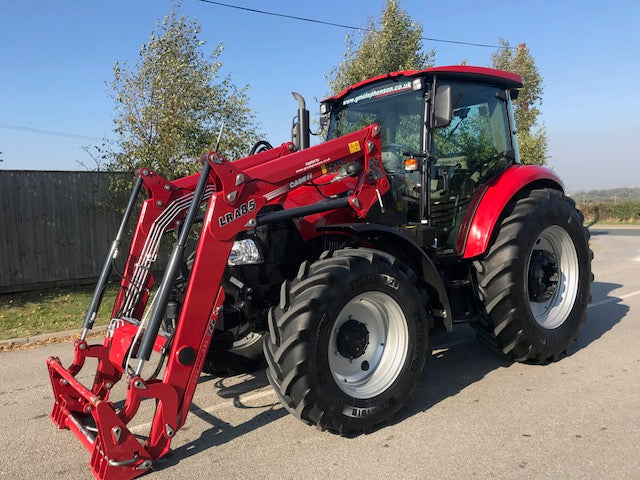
[47,66,592,479]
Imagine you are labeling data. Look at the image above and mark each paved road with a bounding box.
[1,229,639,480]
[589,226,640,237]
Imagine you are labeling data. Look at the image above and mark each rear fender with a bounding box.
[457,165,564,259]
[318,223,452,331]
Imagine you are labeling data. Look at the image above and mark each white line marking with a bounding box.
[129,387,277,433]
[588,289,640,308]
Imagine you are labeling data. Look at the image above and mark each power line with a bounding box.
[194,0,516,50]
[0,122,102,141]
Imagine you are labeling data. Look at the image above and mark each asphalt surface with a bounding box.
[1,228,639,480]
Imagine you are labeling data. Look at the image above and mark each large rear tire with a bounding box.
[264,248,429,434]
[472,188,592,363]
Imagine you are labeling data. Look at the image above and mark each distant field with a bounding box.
[570,187,640,204]
[569,187,640,224]
[577,201,640,224]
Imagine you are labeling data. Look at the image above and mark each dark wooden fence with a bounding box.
[0,170,131,293]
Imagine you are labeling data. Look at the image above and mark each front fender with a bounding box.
[457,165,564,259]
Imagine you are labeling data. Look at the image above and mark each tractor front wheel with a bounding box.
[472,188,592,363]
[264,248,429,434]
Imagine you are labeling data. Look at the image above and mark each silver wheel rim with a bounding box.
[230,332,262,353]
[526,225,579,329]
[328,292,409,399]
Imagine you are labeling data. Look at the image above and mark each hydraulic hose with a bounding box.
[135,163,211,366]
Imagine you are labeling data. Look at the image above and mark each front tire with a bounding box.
[264,248,429,434]
[472,188,592,363]
[202,331,265,376]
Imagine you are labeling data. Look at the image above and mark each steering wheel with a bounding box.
[249,140,273,155]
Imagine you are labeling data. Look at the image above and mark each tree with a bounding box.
[492,40,547,165]
[327,0,434,94]
[107,7,260,179]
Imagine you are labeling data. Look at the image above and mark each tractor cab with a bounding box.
[322,66,522,251]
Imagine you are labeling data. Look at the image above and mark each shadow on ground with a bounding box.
[154,370,283,471]
[395,326,509,425]
[155,281,628,467]
[574,281,628,353]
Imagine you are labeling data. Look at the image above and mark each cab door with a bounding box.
[429,80,515,250]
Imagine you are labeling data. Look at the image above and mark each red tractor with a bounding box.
[47,66,591,479]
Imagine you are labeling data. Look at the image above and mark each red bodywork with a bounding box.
[457,165,563,258]
[323,65,523,102]
[46,126,386,480]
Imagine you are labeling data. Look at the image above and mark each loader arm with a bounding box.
[46,124,384,480]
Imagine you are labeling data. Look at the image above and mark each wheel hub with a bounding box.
[526,225,580,330]
[336,318,369,360]
[328,291,409,399]
[528,250,559,302]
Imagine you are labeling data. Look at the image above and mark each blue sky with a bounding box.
[1,0,638,191]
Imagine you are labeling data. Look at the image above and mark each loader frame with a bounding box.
[47,125,386,480]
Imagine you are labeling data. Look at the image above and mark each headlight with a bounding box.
[227,239,263,266]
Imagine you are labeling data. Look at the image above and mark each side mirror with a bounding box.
[433,84,452,128]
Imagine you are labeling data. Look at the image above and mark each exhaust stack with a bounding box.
[291,92,310,151]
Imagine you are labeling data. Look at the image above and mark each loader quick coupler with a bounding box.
[46,161,220,480]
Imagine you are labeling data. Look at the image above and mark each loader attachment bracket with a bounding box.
[47,354,180,480]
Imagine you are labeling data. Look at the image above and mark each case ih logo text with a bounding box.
[289,173,312,189]
[218,199,256,227]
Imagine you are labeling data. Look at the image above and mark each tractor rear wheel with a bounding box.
[264,248,429,434]
[472,188,592,363]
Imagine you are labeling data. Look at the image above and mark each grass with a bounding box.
[0,284,118,340]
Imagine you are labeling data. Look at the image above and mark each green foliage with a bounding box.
[327,0,434,94]
[0,285,117,340]
[106,7,260,179]
[433,114,495,162]
[578,201,640,224]
[491,40,547,165]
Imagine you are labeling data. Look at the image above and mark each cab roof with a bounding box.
[323,65,523,103]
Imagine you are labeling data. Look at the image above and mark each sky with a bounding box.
[1,0,639,191]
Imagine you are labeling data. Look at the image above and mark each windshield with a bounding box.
[327,79,426,224]
[327,79,425,153]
